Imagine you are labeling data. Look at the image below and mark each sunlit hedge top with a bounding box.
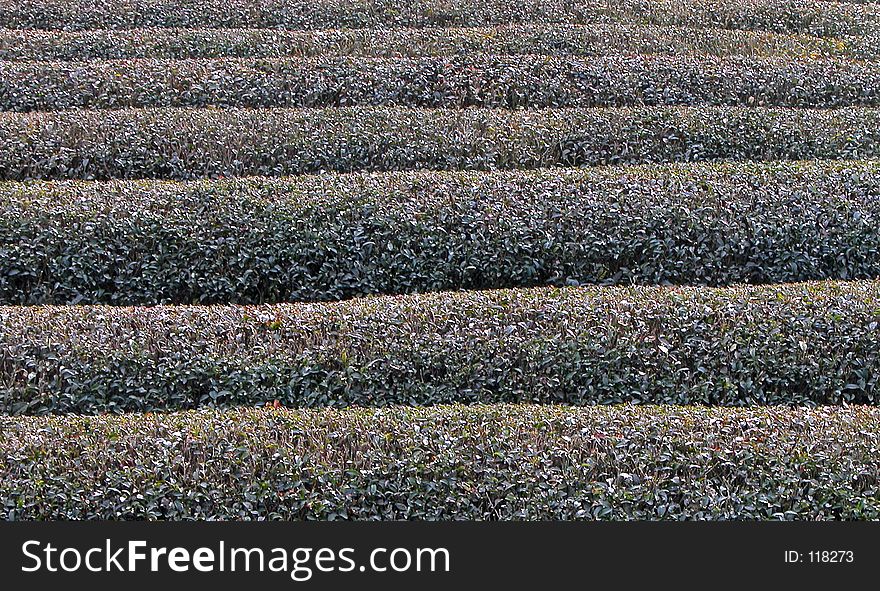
[0,0,876,36]
[2,160,879,305]
[3,54,879,112]
[0,25,871,61]
[1,281,878,414]
[2,404,879,519]
[1,106,878,180]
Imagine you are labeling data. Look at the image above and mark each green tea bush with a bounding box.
[1,106,878,180]
[1,0,875,36]
[1,281,878,414]
[2,405,879,519]
[0,25,864,61]
[4,55,879,111]
[2,161,879,305]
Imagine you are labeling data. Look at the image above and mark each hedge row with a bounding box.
[1,0,876,36]
[0,25,868,61]
[3,161,880,305]
[1,106,878,181]
[3,404,879,519]
[2,281,879,414]
[5,55,880,111]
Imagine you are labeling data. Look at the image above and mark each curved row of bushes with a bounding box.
[1,0,875,36]
[2,161,879,305]
[1,281,878,414]
[1,106,878,180]
[4,55,880,111]
[2,404,879,519]
[1,25,869,61]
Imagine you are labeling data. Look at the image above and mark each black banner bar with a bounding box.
[0,522,876,589]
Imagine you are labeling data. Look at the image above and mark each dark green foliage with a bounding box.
[4,0,880,524]
[1,281,878,414]
[3,405,879,519]
[2,161,880,305]
[4,55,880,111]
[0,25,869,62]
[1,0,876,36]
[1,106,878,181]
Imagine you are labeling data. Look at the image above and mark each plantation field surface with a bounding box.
[1,0,878,35]
[2,161,880,304]
[2,281,878,414]
[3,405,880,519]
[1,0,879,520]
[5,54,880,111]
[1,25,875,61]
[2,106,879,180]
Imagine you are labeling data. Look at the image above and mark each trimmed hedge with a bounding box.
[2,404,880,519]
[0,0,876,36]
[1,281,878,414]
[0,25,867,61]
[3,160,880,305]
[1,106,878,180]
[5,55,880,111]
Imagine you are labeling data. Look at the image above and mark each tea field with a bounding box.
[1,0,879,520]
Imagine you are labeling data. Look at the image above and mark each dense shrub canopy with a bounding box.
[1,281,878,414]
[3,405,879,520]
[2,161,879,305]
[1,106,878,181]
[3,55,879,112]
[0,25,872,61]
[1,0,876,36]
[2,0,879,522]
